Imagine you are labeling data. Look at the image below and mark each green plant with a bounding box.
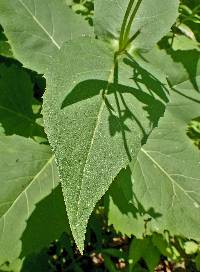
[0,0,200,271]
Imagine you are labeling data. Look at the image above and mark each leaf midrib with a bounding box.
[17,0,60,49]
[75,62,116,221]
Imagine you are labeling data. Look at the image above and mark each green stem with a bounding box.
[123,0,142,46]
[123,29,140,50]
[119,0,135,50]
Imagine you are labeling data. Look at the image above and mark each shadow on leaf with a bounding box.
[106,166,162,237]
[61,56,168,160]
[19,185,69,270]
[159,37,200,92]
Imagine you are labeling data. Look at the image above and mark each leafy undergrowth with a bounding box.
[46,207,200,272]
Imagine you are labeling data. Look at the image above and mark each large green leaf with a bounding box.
[94,0,179,51]
[127,77,200,240]
[43,36,168,252]
[142,37,200,89]
[0,64,44,138]
[0,135,67,269]
[0,0,92,73]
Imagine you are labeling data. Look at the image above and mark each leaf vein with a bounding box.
[141,148,200,206]
[17,0,60,49]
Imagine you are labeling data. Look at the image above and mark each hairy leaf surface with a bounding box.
[0,0,92,73]
[43,36,168,252]
[0,135,67,267]
[94,0,179,51]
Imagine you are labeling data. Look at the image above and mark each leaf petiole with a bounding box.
[119,0,135,50]
[123,0,142,46]
[118,0,142,53]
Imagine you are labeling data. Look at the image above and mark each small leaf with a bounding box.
[128,237,160,272]
[152,233,180,261]
[184,241,199,255]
